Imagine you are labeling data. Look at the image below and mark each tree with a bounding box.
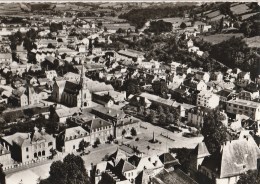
[180,22,187,29]
[130,128,137,136]
[159,113,166,125]
[157,105,164,115]
[166,113,174,124]
[237,170,260,184]
[78,139,89,152]
[145,20,173,34]
[122,129,126,138]
[148,110,156,124]
[201,110,228,154]
[169,148,193,173]
[107,134,114,143]
[152,80,168,96]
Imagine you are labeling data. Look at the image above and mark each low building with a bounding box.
[187,106,211,127]
[0,53,12,65]
[0,127,56,163]
[115,117,140,138]
[57,126,90,153]
[0,144,12,167]
[83,118,113,144]
[226,98,260,121]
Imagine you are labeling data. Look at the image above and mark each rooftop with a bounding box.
[227,98,260,108]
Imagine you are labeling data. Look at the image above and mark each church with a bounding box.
[52,64,92,108]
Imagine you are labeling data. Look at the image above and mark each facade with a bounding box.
[187,106,211,127]
[196,90,220,109]
[52,65,92,108]
[115,117,140,138]
[0,53,12,64]
[237,90,259,101]
[45,70,57,80]
[0,144,12,167]
[199,135,260,184]
[0,127,56,163]
[57,126,90,153]
[83,118,113,144]
[226,98,260,121]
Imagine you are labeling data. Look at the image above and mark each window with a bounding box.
[26,147,29,152]
[27,155,29,159]
[73,145,75,149]
[48,142,53,146]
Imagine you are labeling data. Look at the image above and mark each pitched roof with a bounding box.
[85,118,112,131]
[64,126,89,140]
[55,107,80,118]
[201,135,260,178]
[159,153,180,166]
[115,159,136,173]
[193,142,210,159]
[152,169,198,184]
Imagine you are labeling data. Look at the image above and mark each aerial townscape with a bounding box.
[0,2,259,184]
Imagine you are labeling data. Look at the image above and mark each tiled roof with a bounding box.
[115,159,136,173]
[55,107,80,118]
[153,169,198,184]
[85,118,112,131]
[64,126,89,140]
[201,135,260,178]
[193,142,210,159]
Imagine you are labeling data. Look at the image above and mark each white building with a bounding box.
[197,90,220,109]
[226,98,260,121]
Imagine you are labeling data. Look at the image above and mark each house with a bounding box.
[195,71,210,83]
[226,98,260,121]
[170,61,181,74]
[152,169,198,184]
[0,127,56,163]
[211,72,223,82]
[216,89,235,109]
[93,94,114,107]
[95,161,132,184]
[190,142,210,172]
[187,106,211,127]
[196,90,220,109]
[63,72,81,82]
[36,39,58,48]
[93,90,126,106]
[237,90,259,101]
[237,72,251,80]
[184,78,207,91]
[53,107,80,123]
[91,106,126,125]
[57,126,90,153]
[115,116,140,138]
[45,70,57,80]
[128,155,164,176]
[171,85,193,104]
[158,152,180,170]
[0,53,12,64]
[117,49,145,63]
[83,118,113,144]
[199,135,260,184]
[0,144,12,167]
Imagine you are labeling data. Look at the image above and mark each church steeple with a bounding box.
[80,60,87,89]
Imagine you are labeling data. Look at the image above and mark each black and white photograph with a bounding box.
[0,1,259,184]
